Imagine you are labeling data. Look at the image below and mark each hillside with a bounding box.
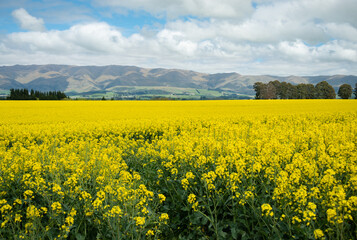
[0,65,356,99]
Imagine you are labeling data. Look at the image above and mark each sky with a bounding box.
[0,0,357,76]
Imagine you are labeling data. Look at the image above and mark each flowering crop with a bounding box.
[0,100,356,239]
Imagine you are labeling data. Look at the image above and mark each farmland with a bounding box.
[0,100,356,239]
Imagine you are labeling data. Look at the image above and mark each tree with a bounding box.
[286,83,298,99]
[305,84,316,99]
[315,81,336,99]
[338,84,352,99]
[354,83,357,99]
[271,80,281,98]
[260,81,277,99]
[7,88,67,100]
[253,82,278,99]
[295,83,316,99]
[253,82,264,99]
[278,82,289,99]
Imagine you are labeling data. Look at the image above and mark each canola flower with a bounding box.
[187,194,196,204]
[261,203,274,217]
[158,194,166,204]
[0,100,356,239]
[314,229,325,239]
[134,216,146,226]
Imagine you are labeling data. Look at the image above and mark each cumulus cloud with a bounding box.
[158,0,356,45]
[12,8,46,32]
[2,19,356,75]
[5,22,133,55]
[1,0,357,75]
[94,0,254,19]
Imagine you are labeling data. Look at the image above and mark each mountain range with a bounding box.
[0,65,356,99]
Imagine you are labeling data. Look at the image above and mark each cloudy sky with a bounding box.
[0,0,357,75]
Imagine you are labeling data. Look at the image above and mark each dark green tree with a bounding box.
[305,84,316,99]
[286,83,298,99]
[295,83,316,99]
[271,80,281,98]
[7,88,67,100]
[253,82,265,99]
[315,81,336,99]
[296,84,308,99]
[354,83,357,99]
[338,84,352,99]
[278,82,289,99]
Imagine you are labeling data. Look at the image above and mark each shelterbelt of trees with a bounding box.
[253,81,356,100]
[6,88,67,100]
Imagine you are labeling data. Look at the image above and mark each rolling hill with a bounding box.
[0,65,356,99]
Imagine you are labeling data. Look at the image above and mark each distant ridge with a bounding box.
[1,65,356,98]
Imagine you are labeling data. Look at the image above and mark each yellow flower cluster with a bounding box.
[0,100,356,239]
[187,194,196,204]
[261,203,274,217]
[159,213,169,222]
[158,194,166,204]
[134,216,146,226]
[314,229,324,239]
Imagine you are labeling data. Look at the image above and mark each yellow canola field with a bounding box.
[0,100,356,239]
[1,99,357,123]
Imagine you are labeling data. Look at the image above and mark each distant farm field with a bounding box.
[0,100,356,239]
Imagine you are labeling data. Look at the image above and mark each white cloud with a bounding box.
[317,41,357,62]
[12,8,46,32]
[5,22,133,55]
[1,0,357,76]
[2,19,356,75]
[94,0,254,19]
[278,40,313,61]
[323,23,357,42]
[159,0,356,45]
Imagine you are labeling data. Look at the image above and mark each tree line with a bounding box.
[7,88,67,100]
[253,81,356,99]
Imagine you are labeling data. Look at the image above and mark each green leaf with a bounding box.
[218,229,228,238]
[231,225,238,239]
[75,233,86,240]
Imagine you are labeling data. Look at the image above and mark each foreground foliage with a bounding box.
[0,100,356,239]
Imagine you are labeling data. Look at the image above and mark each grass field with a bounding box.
[0,100,356,239]
[65,87,253,100]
